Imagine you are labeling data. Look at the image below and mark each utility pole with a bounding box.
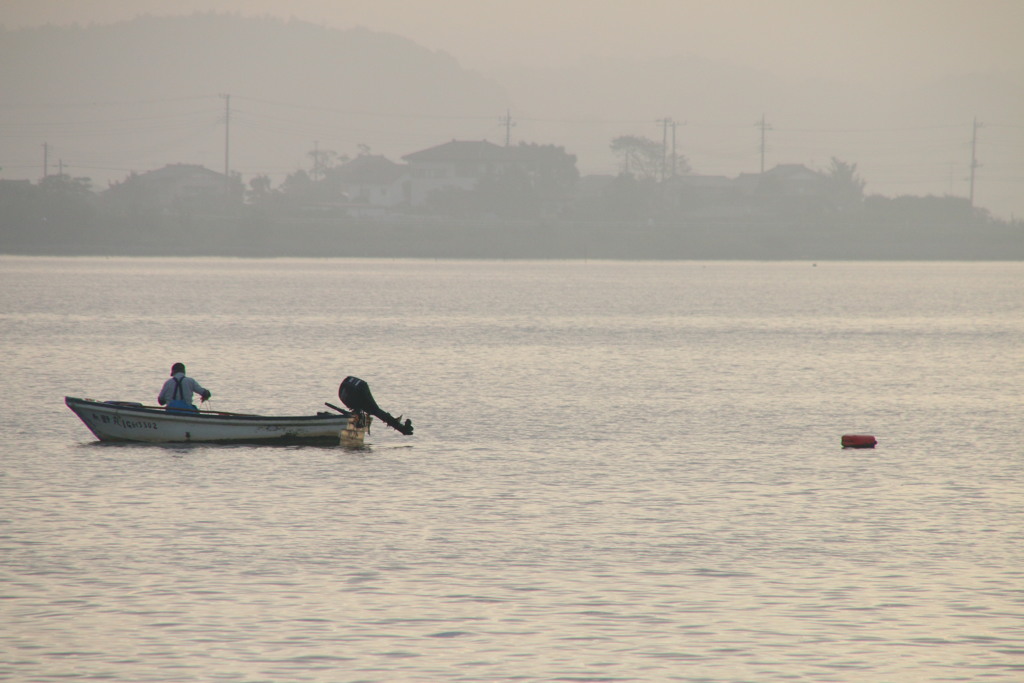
[657,117,674,181]
[969,116,983,208]
[42,142,49,178]
[670,120,678,178]
[500,109,515,146]
[758,114,771,174]
[221,93,231,197]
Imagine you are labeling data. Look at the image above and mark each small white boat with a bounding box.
[65,396,369,446]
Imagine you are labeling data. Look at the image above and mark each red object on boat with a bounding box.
[842,434,877,448]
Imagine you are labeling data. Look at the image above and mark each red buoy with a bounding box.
[842,434,877,448]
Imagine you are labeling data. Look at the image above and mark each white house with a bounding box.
[327,155,408,217]
[402,140,509,207]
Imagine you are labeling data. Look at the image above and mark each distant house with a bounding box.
[104,164,229,212]
[738,164,828,199]
[401,140,578,211]
[325,155,408,217]
[402,140,509,207]
[0,179,34,196]
[671,174,741,209]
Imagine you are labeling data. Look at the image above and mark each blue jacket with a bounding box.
[158,372,209,407]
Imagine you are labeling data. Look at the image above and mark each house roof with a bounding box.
[762,163,823,180]
[331,155,405,184]
[118,164,224,186]
[402,140,506,163]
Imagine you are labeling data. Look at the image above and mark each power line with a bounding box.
[232,94,496,121]
[0,94,217,109]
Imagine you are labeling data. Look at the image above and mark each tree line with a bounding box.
[0,134,1020,259]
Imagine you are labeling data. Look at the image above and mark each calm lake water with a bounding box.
[1,256,1022,682]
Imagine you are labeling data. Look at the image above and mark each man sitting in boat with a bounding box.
[158,362,212,412]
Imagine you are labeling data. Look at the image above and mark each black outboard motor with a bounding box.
[339,376,413,435]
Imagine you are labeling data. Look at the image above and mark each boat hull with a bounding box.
[65,397,367,446]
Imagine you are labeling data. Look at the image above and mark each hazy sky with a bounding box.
[4,0,1022,85]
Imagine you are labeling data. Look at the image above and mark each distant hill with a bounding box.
[0,14,510,185]
[1,14,506,110]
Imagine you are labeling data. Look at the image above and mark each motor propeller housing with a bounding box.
[339,376,413,435]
